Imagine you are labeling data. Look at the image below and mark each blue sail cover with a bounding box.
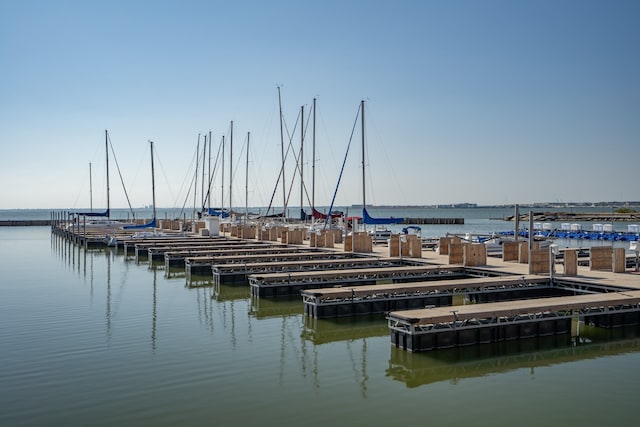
[75,209,110,217]
[123,218,157,230]
[207,208,230,218]
[362,208,403,225]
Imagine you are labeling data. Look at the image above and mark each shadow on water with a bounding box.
[387,322,640,388]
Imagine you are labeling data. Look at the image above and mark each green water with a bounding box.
[1,227,638,426]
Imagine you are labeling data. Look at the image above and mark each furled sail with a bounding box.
[362,207,403,225]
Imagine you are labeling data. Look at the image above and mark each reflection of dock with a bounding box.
[249,296,303,319]
[387,331,640,388]
[302,316,389,345]
[212,283,251,302]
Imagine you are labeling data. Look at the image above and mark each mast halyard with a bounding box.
[278,86,287,220]
[229,120,233,221]
[105,130,110,219]
[312,98,316,213]
[361,100,366,229]
[245,131,250,224]
[150,140,156,221]
[89,162,93,213]
[300,104,304,221]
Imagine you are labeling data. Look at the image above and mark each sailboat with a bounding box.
[71,130,132,229]
[123,140,157,230]
[358,100,403,242]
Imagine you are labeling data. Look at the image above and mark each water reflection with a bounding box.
[250,295,302,319]
[387,324,640,388]
[302,316,388,345]
[151,268,157,352]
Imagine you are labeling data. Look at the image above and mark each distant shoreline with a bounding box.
[0,220,51,227]
[504,212,640,222]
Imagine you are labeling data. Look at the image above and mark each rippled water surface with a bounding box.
[1,226,639,427]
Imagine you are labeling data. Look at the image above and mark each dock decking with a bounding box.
[387,290,640,351]
[52,219,640,353]
[248,265,468,297]
[301,275,558,318]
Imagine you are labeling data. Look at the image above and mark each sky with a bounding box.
[1,0,638,210]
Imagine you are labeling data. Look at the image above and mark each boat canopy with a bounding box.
[207,208,230,218]
[362,208,403,225]
[75,209,110,217]
[123,218,156,230]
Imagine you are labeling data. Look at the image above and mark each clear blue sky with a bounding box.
[1,0,638,210]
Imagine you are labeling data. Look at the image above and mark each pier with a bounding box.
[387,291,640,352]
[149,242,286,264]
[213,257,406,285]
[185,250,361,277]
[302,275,560,318]
[248,264,468,298]
[51,217,640,353]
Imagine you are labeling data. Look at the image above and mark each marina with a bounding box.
[4,2,639,425]
[3,208,640,426]
[52,217,640,349]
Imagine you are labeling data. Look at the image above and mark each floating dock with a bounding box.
[213,257,406,285]
[184,250,361,276]
[163,246,308,270]
[151,242,286,264]
[248,265,468,298]
[387,291,640,352]
[302,275,560,319]
[51,216,640,354]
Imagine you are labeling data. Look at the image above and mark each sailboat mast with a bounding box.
[201,133,207,210]
[89,162,93,213]
[221,135,225,214]
[361,100,366,213]
[194,133,200,221]
[312,98,316,212]
[208,130,212,212]
[105,130,110,219]
[245,131,250,224]
[300,104,304,221]
[229,121,233,219]
[278,86,286,220]
[149,140,156,221]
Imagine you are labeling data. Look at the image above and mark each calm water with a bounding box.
[1,222,639,426]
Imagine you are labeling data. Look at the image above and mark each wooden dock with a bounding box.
[387,290,640,352]
[248,265,468,298]
[51,218,640,353]
[162,246,308,270]
[185,250,362,277]
[134,239,275,261]
[302,275,557,318]
[150,242,286,264]
[213,257,406,285]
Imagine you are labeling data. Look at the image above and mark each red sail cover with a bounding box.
[312,208,342,219]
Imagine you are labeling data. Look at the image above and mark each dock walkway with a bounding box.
[387,290,640,351]
[248,264,468,297]
[184,250,361,276]
[302,275,554,318]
